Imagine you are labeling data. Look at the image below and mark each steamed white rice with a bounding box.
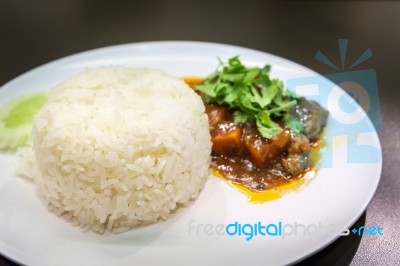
[18,66,212,233]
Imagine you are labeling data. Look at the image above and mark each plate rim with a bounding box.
[0,41,383,266]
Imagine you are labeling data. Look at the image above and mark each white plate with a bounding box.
[0,41,382,266]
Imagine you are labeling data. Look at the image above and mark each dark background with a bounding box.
[0,1,399,265]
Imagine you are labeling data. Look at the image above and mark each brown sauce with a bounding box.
[183,77,323,203]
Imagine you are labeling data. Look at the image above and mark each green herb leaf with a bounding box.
[195,56,302,138]
[256,111,282,138]
[233,111,254,124]
[283,114,305,134]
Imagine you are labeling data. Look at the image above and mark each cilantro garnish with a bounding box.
[195,56,303,138]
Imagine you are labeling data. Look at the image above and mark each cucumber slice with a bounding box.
[0,92,47,151]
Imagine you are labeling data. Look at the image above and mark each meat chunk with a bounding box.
[244,128,291,168]
[211,122,244,156]
[205,104,228,127]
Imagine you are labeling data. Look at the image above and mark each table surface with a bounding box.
[0,1,399,265]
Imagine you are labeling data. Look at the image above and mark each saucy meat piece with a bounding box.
[211,122,244,156]
[205,104,227,126]
[205,103,292,168]
[206,104,245,156]
[243,126,291,168]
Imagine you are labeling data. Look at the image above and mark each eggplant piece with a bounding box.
[290,98,328,140]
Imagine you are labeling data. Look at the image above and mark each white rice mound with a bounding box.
[18,66,212,233]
